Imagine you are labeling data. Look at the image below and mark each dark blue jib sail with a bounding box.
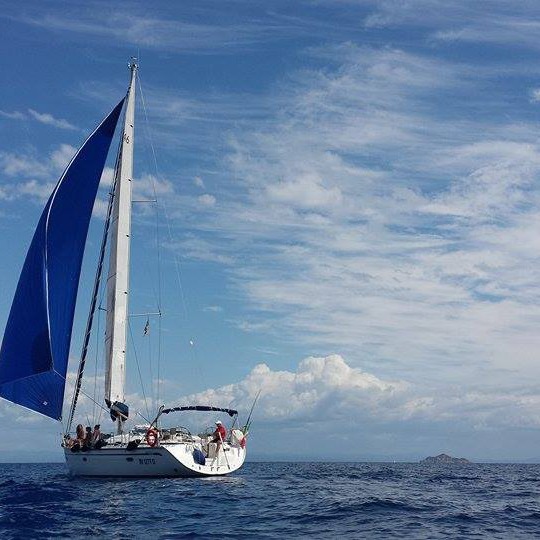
[0,99,125,421]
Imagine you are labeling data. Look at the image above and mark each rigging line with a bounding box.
[96,274,108,430]
[92,306,102,424]
[66,170,117,432]
[138,72,167,408]
[135,409,152,425]
[61,376,111,428]
[139,73,203,405]
[138,247,161,316]
[66,124,124,434]
[137,72,162,312]
[147,318,155,409]
[92,274,108,425]
[154,240,163,412]
[157,315,162,409]
[128,318,150,420]
[138,227,161,312]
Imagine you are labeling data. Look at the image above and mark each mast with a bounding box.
[104,59,137,432]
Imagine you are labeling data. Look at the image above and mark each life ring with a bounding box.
[146,428,158,447]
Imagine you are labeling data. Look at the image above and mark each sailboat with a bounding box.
[0,60,248,477]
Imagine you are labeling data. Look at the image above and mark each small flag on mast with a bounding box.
[143,318,150,335]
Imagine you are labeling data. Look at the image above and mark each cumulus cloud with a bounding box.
[176,354,540,436]
[180,355,406,422]
[176,354,540,438]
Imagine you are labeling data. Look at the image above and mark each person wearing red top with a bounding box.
[212,420,227,454]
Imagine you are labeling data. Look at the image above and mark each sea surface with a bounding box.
[0,462,539,538]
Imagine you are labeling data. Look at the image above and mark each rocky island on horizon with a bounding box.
[421,453,471,464]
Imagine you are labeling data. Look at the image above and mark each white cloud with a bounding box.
[198,193,216,207]
[17,180,56,201]
[167,234,234,265]
[92,197,109,219]
[0,110,25,120]
[180,354,406,421]
[92,172,175,219]
[10,10,318,53]
[5,0,540,459]
[265,173,342,210]
[0,152,50,179]
[27,109,77,130]
[99,166,115,187]
[203,305,223,312]
[359,0,540,51]
[50,144,77,170]
[530,88,540,103]
[153,43,540,395]
[133,173,173,199]
[178,354,540,433]
[0,108,77,130]
[0,144,82,202]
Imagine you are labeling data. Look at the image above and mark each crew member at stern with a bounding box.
[212,420,227,451]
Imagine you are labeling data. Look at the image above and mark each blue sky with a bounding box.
[2,0,540,462]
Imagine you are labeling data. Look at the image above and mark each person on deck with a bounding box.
[63,434,74,448]
[70,424,85,452]
[83,426,93,450]
[76,424,85,445]
[91,424,103,448]
[211,420,227,453]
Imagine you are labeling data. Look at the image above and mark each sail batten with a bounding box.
[0,99,124,420]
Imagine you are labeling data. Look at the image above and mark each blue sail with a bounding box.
[0,99,125,420]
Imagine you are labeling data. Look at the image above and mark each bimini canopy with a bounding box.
[0,99,125,421]
[162,405,238,417]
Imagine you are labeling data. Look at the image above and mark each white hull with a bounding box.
[65,442,246,477]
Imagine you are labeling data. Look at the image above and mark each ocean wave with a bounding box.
[0,462,539,538]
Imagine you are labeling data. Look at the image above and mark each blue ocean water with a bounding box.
[0,462,539,538]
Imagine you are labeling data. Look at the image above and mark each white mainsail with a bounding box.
[104,61,137,423]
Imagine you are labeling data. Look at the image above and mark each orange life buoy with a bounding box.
[146,428,158,447]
